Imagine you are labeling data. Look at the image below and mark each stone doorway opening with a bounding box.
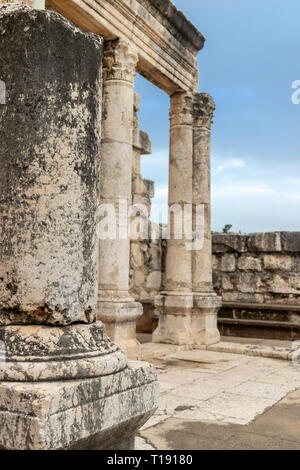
[130,74,169,339]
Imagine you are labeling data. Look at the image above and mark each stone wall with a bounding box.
[212,232,300,306]
[131,230,300,338]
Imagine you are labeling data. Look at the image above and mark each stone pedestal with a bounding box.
[0,323,158,450]
[0,5,158,450]
[154,93,221,346]
[98,39,143,360]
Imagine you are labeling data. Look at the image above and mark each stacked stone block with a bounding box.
[212,232,300,306]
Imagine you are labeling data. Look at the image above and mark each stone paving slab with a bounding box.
[201,340,295,361]
[137,341,300,449]
[138,393,300,450]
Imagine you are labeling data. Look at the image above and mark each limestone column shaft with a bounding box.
[165,92,194,293]
[153,93,195,345]
[154,92,221,346]
[190,93,222,346]
[98,39,142,359]
[192,93,215,293]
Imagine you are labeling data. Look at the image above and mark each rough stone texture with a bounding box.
[0,360,159,450]
[44,2,217,348]
[97,39,143,360]
[212,232,300,339]
[212,232,300,306]
[0,4,103,325]
[133,231,300,339]
[136,0,205,51]
[153,93,221,346]
[0,323,127,382]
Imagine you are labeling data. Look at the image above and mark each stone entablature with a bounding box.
[47,0,204,94]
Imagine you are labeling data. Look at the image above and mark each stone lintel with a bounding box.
[47,0,202,94]
[137,0,205,51]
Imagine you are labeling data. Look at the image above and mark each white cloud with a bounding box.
[155,185,168,198]
[141,147,300,232]
[213,183,275,198]
[231,158,246,168]
[215,157,246,172]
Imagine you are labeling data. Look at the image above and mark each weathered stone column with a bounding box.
[154,92,221,346]
[153,92,195,344]
[0,5,158,450]
[98,39,143,360]
[192,93,222,345]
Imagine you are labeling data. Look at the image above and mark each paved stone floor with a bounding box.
[136,335,300,450]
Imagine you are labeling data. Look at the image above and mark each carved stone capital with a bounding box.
[193,93,216,128]
[103,39,138,83]
[169,92,194,127]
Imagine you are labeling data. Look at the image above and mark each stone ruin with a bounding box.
[0,0,221,450]
[213,232,300,340]
[1,0,299,451]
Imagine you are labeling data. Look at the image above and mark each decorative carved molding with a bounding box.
[47,0,201,94]
[103,39,138,83]
[169,92,194,127]
[136,0,205,52]
[193,93,216,128]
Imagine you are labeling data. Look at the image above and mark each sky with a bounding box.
[135,0,300,233]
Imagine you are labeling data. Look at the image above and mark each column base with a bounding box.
[98,299,143,359]
[0,322,159,450]
[153,292,222,346]
[0,361,158,450]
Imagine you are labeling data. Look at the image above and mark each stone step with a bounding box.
[218,317,300,341]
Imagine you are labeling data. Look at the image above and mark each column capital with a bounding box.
[193,93,216,128]
[169,92,194,127]
[103,39,138,83]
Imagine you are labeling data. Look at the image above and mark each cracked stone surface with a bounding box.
[138,337,300,449]
[0,4,103,326]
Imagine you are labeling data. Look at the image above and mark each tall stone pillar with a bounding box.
[154,92,221,346]
[97,39,143,359]
[0,5,158,450]
[153,92,195,344]
[192,93,222,345]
